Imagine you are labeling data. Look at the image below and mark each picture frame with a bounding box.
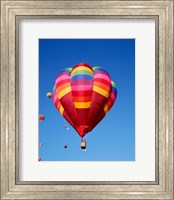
[0,0,173,199]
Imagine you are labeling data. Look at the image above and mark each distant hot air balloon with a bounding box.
[39,115,45,121]
[46,92,52,98]
[52,63,117,140]
[64,144,67,149]
[64,124,69,130]
[39,143,43,147]
[38,157,42,161]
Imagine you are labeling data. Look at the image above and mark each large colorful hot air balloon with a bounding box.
[52,63,117,139]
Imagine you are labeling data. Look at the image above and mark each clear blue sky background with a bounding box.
[39,39,135,161]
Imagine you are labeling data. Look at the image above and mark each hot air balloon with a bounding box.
[46,92,52,98]
[38,157,42,161]
[64,144,68,149]
[52,63,117,142]
[39,115,45,121]
[39,143,43,147]
[64,124,69,130]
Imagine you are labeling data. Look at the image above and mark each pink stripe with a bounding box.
[56,75,70,83]
[106,93,116,110]
[72,85,92,91]
[94,71,109,76]
[94,74,111,82]
[110,92,116,101]
[52,93,58,103]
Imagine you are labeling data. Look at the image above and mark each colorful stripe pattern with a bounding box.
[52,63,117,138]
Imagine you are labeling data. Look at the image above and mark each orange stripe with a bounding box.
[56,82,71,93]
[73,96,91,102]
[57,86,71,99]
[104,105,109,114]
[56,101,61,110]
[59,105,64,115]
[94,81,110,92]
[93,86,109,98]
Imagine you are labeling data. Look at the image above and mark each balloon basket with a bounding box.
[80,140,86,149]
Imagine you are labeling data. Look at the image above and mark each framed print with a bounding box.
[0,0,173,199]
[19,19,155,182]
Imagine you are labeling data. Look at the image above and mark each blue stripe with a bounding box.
[112,87,117,93]
[71,74,94,81]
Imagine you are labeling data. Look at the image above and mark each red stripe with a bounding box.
[55,79,70,88]
[73,96,92,102]
[59,93,79,127]
[54,98,59,108]
[56,82,70,93]
[70,80,93,85]
[87,91,108,129]
[93,111,105,128]
[94,81,110,92]
[63,111,75,128]
[72,90,92,96]
[107,93,117,110]
[94,78,111,87]
[75,108,90,129]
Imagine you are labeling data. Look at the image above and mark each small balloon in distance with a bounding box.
[38,157,42,161]
[64,125,69,130]
[64,144,67,149]
[39,115,45,121]
[39,143,43,147]
[46,92,52,98]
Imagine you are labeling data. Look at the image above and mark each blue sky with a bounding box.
[39,39,135,161]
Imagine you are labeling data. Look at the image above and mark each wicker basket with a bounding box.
[81,141,86,149]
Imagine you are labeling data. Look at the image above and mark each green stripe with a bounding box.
[93,66,105,71]
[65,67,72,72]
[111,81,116,88]
[93,66,100,71]
[71,70,94,77]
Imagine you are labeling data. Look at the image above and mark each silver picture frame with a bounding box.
[0,0,173,199]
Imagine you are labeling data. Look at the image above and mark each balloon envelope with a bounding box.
[39,143,43,147]
[39,115,45,121]
[38,157,42,161]
[46,92,52,98]
[52,63,117,138]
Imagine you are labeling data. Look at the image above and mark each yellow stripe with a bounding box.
[72,66,94,74]
[104,105,109,114]
[59,105,64,115]
[74,101,91,108]
[57,86,71,99]
[93,86,109,98]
